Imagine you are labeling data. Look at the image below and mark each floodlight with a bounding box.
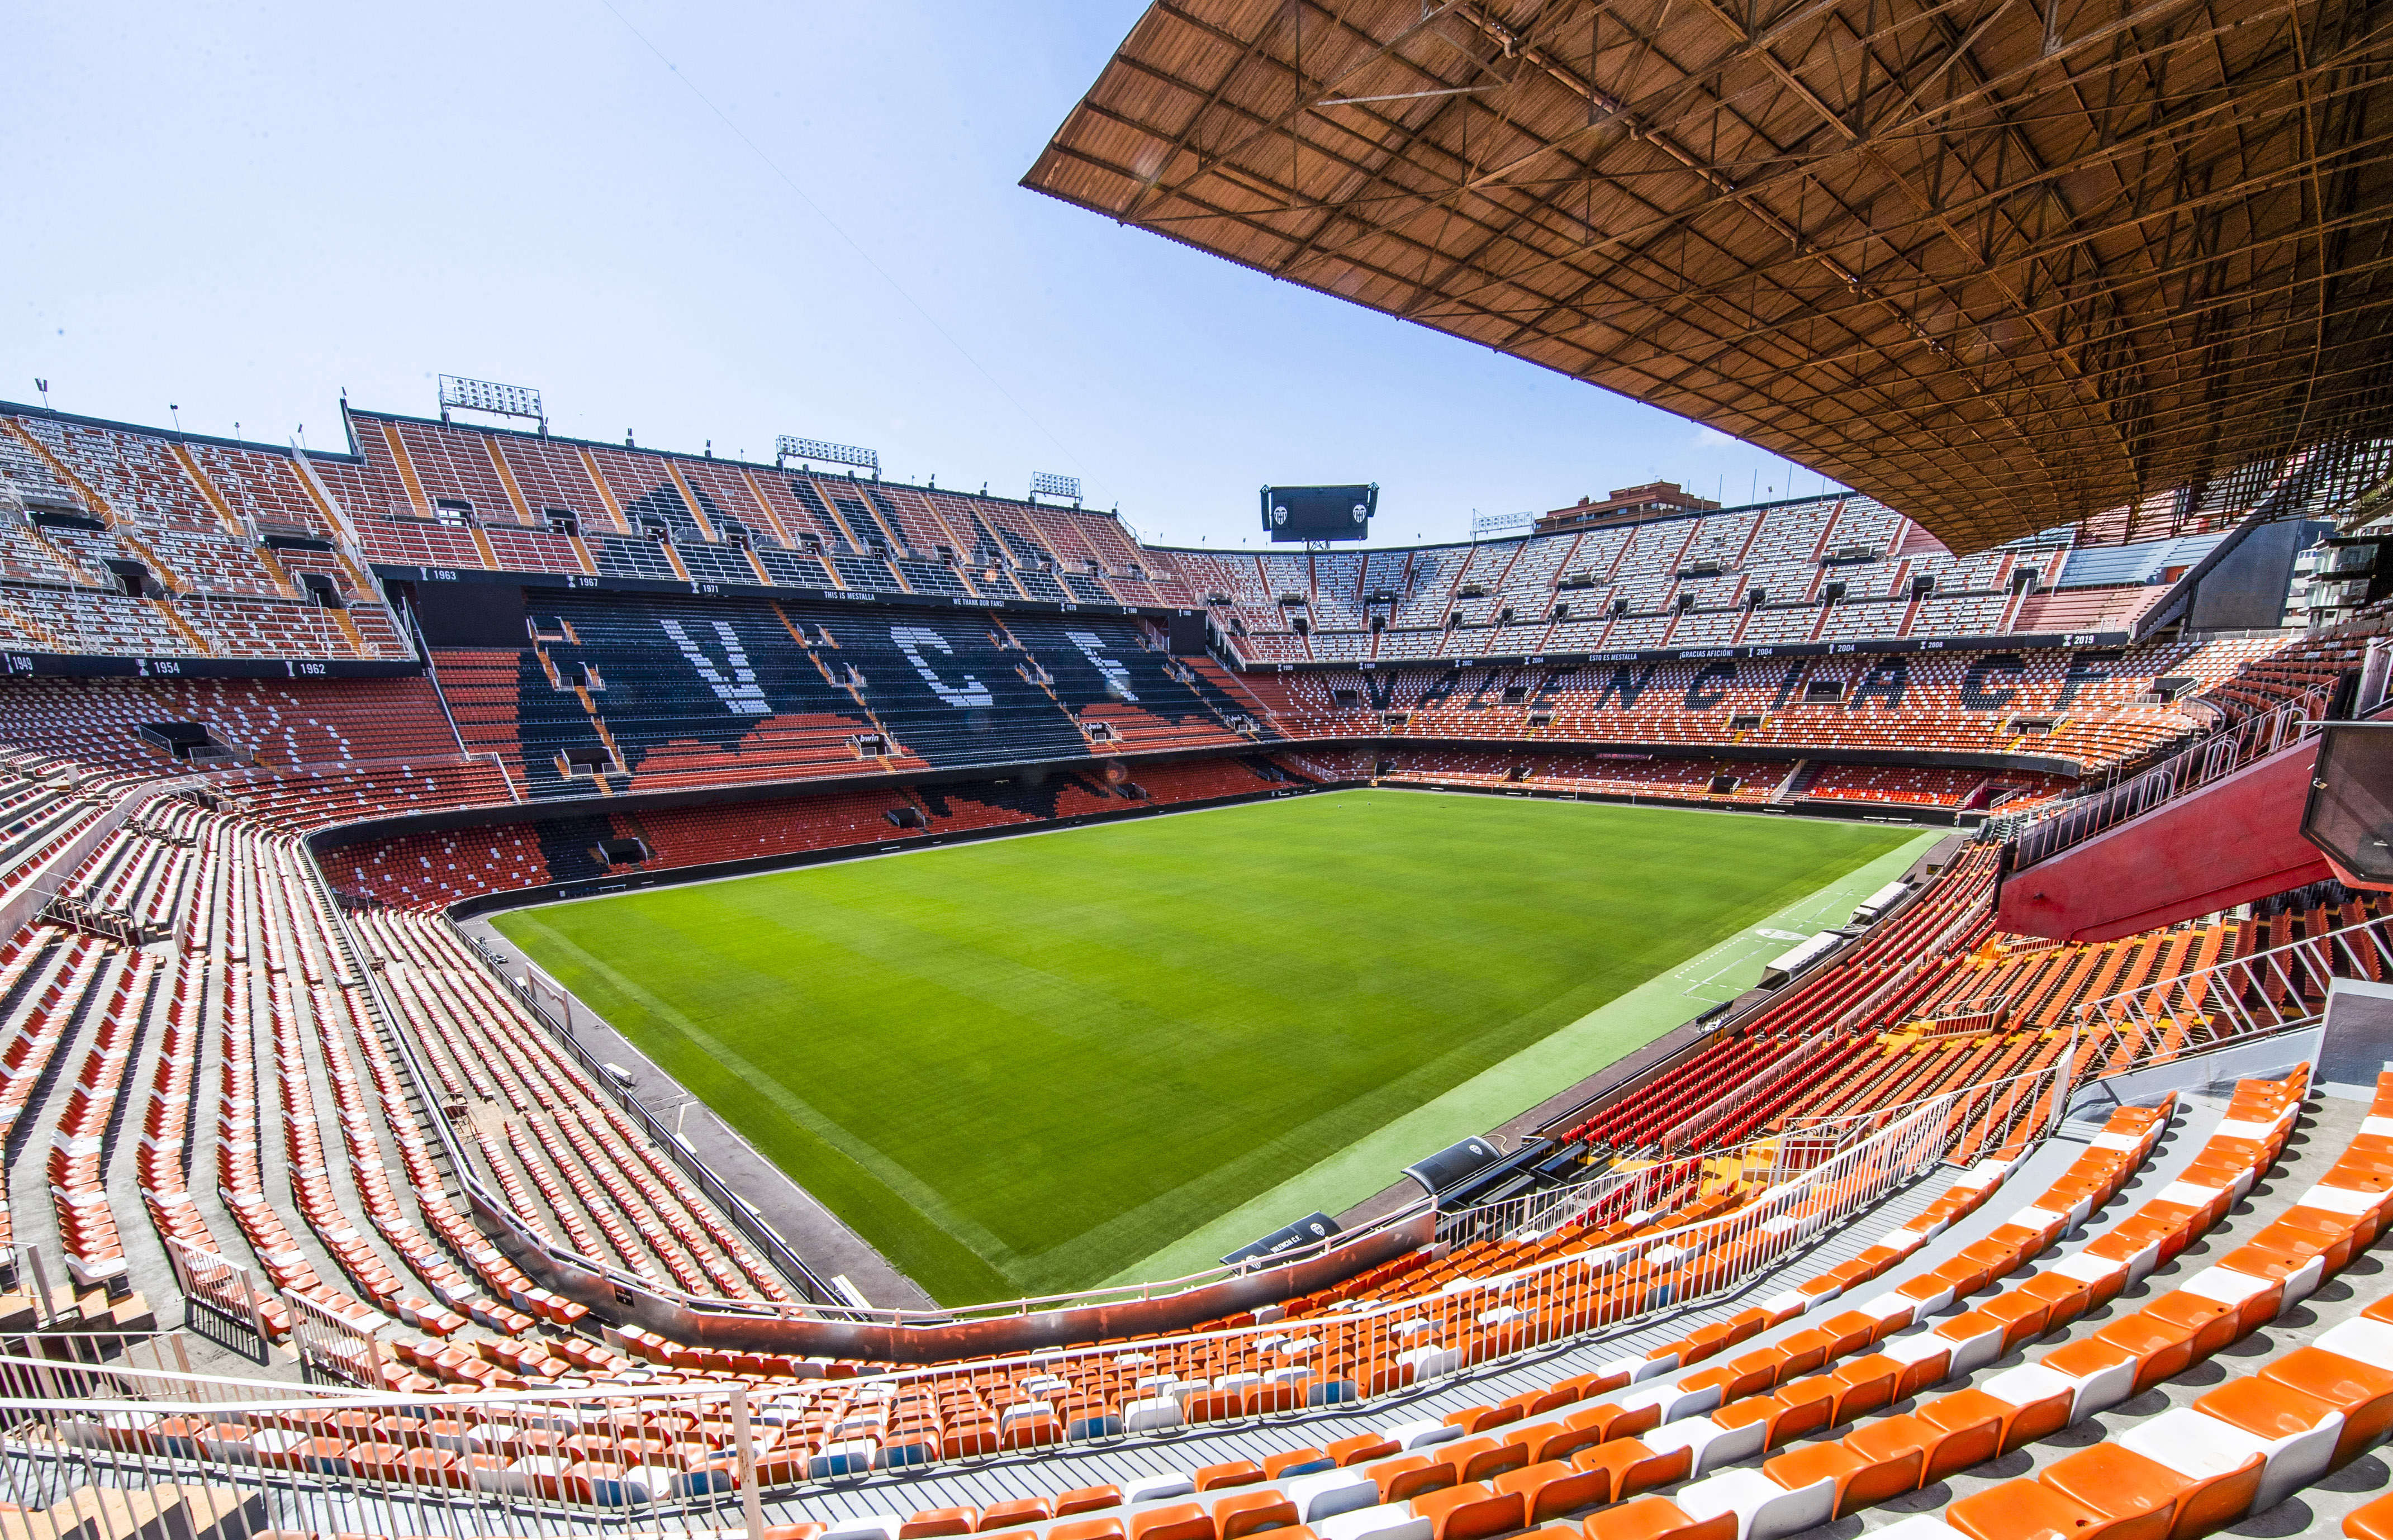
[776,436,879,473]
[1471,511,1534,539]
[438,375,546,432]
[1029,471,1081,502]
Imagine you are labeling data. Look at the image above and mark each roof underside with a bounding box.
[1024,0,2393,553]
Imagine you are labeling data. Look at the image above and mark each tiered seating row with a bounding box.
[1594,1068,2311,1537]
[320,755,1301,907]
[1373,750,1778,804]
[45,950,159,1289]
[354,908,791,1307]
[0,415,410,661]
[2205,621,2379,721]
[330,411,1158,610]
[0,926,112,1271]
[1162,495,2162,670]
[0,674,462,776]
[1258,636,2279,773]
[1917,1068,2393,1538]
[1565,849,2003,1153]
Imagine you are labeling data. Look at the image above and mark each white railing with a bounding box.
[0,1365,770,1538]
[0,1096,1955,1534]
[1785,907,2392,1157]
[284,1286,391,1391]
[160,1237,274,1364]
[2066,904,2392,1052]
[2005,697,2322,867]
[41,896,2363,1531]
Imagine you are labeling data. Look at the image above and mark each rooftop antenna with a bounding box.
[32,379,48,410]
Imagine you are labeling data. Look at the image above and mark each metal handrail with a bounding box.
[1,1011,2328,1540]
[1778,909,2390,1152]
[2005,695,2323,868]
[11,1086,1958,1411]
[2064,905,2391,1047]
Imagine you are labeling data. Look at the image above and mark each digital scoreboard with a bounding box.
[1261,483,1376,543]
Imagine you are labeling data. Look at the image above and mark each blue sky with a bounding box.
[6,3,1834,549]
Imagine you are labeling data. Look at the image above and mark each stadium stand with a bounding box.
[426,595,1260,801]
[1246,638,2277,773]
[0,415,410,665]
[317,756,1307,907]
[7,392,2393,1538]
[1159,495,2117,669]
[10,405,2285,686]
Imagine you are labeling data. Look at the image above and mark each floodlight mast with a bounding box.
[438,375,546,435]
[776,436,879,476]
[1029,471,1081,506]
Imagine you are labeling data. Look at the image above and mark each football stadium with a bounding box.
[7,2,2393,1538]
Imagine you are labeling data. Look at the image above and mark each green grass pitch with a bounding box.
[493,790,1914,1305]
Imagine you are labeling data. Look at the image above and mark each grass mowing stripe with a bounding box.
[497,791,1915,1304]
[1116,825,1945,1284]
[492,909,1022,1301]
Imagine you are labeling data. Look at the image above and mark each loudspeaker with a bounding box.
[2302,722,2393,887]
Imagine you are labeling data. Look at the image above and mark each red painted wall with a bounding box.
[1996,738,2331,942]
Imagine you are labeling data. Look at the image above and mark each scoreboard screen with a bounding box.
[1261,483,1376,543]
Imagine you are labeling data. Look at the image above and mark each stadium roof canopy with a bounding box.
[1024,0,2393,552]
